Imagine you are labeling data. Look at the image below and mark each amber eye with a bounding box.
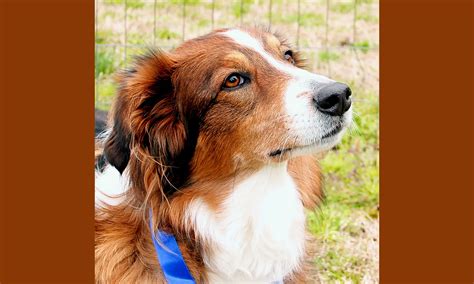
[284,50,295,65]
[222,73,247,90]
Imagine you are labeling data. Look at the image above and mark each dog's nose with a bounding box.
[314,82,352,116]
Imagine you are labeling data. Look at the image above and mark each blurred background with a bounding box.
[95,0,379,282]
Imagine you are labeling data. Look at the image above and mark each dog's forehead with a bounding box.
[218,28,282,51]
[217,29,310,78]
[174,28,321,82]
[180,28,282,54]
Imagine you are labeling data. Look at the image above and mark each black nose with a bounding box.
[314,82,352,116]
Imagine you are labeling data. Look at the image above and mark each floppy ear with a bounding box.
[104,50,187,191]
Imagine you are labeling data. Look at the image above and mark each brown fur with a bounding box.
[96,27,324,283]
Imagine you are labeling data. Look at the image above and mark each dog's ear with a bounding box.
[104,50,186,188]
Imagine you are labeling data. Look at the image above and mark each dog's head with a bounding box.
[104,27,352,197]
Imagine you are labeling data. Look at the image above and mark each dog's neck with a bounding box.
[186,161,306,282]
[95,161,308,282]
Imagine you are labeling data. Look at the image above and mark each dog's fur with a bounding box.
[95,27,352,283]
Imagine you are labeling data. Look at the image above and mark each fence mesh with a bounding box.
[95,0,379,110]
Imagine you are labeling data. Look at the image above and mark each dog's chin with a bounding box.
[267,109,352,162]
[293,129,346,155]
[268,127,347,162]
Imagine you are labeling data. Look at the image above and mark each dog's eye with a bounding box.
[222,73,247,90]
[284,50,295,65]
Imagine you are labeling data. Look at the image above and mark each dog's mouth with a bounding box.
[268,123,344,158]
[321,124,343,139]
[269,148,292,157]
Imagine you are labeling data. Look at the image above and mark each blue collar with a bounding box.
[149,214,196,283]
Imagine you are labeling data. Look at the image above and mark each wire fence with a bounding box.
[95,0,379,109]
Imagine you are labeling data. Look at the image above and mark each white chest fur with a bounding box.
[186,162,306,283]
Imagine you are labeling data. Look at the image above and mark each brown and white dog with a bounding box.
[95,27,352,283]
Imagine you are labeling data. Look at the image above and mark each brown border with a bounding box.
[381,0,473,283]
[0,0,473,283]
[0,0,94,283]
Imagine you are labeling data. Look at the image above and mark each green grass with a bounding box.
[271,12,325,27]
[331,2,354,14]
[96,30,117,45]
[127,0,145,9]
[157,28,180,40]
[358,0,376,4]
[196,18,211,28]
[232,0,254,19]
[170,0,201,5]
[356,13,379,23]
[96,78,117,111]
[95,49,117,78]
[319,50,340,62]
[127,33,147,44]
[353,40,371,54]
[105,0,145,9]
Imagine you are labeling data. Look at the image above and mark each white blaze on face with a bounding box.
[221,29,332,83]
[221,29,346,150]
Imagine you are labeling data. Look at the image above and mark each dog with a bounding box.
[95,27,352,283]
